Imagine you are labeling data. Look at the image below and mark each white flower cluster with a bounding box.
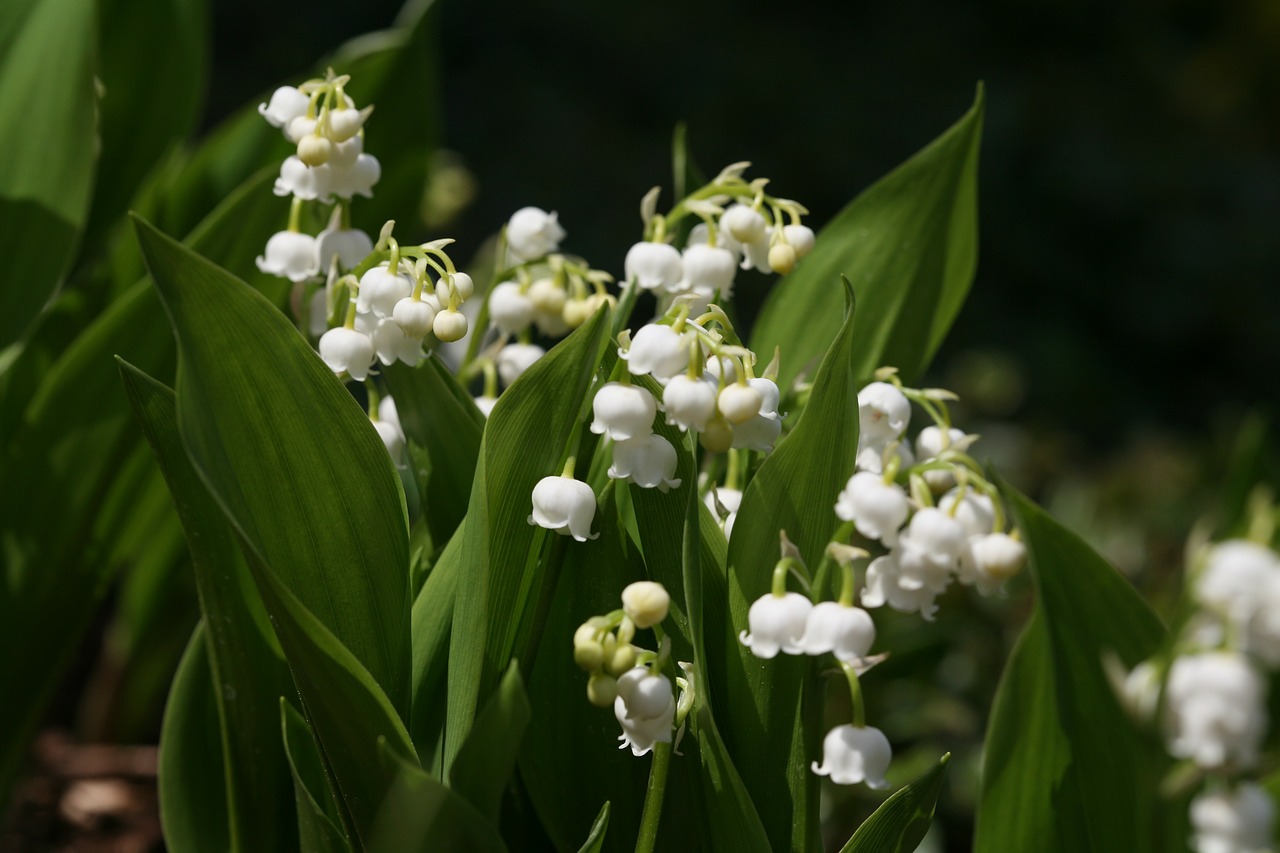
[1120,535,1280,853]
[838,375,1026,621]
[573,582,692,757]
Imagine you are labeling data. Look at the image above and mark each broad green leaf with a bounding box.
[384,357,484,546]
[157,624,231,853]
[0,0,97,347]
[408,523,462,768]
[720,281,861,852]
[974,484,1169,853]
[246,551,418,845]
[449,661,531,823]
[841,753,950,853]
[0,169,282,798]
[368,738,507,853]
[751,87,984,391]
[281,699,352,853]
[446,306,611,766]
[133,214,412,714]
[120,361,294,851]
[577,802,611,853]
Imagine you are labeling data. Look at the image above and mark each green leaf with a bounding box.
[0,0,97,346]
[367,738,507,853]
[720,280,861,852]
[157,624,231,853]
[841,753,951,853]
[384,357,484,546]
[281,699,352,853]
[132,214,412,715]
[446,306,611,765]
[751,86,984,390]
[577,802,610,853]
[408,523,462,770]
[449,661,532,824]
[246,551,418,846]
[974,483,1169,853]
[119,360,294,851]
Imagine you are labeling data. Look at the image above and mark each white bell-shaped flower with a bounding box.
[528,475,597,541]
[318,327,374,380]
[739,592,813,658]
[917,426,969,491]
[474,395,497,417]
[861,554,941,621]
[1165,651,1266,769]
[608,434,681,492]
[1118,660,1162,721]
[623,324,691,379]
[958,532,1027,595]
[679,243,736,296]
[373,419,405,461]
[797,602,876,662]
[273,156,331,200]
[258,86,309,128]
[721,203,768,244]
[1190,782,1274,853]
[1197,540,1280,627]
[688,221,745,258]
[749,378,781,420]
[614,668,675,757]
[315,226,373,271]
[371,318,423,366]
[357,263,413,318]
[285,115,317,144]
[526,277,564,314]
[392,298,436,338]
[896,507,966,592]
[329,135,362,169]
[496,343,545,386]
[704,354,737,383]
[625,241,683,292]
[326,107,367,142]
[811,724,892,788]
[717,382,764,425]
[663,375,717,431]
[621,581,670,629]
[835,472,910,546]
[331,153,380,199]
[739,230,772,272]
[858,382,911,444]
[506,206,565,261]
[938,488,995,538]
[488,281,536,334]
[731,412,782,452]
[705,487,742,540]
[783,224,816,257]
[256,231,320,282]
[378,396,402,433]
[591,382,657,441]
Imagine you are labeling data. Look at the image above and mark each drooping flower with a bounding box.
[958,532,1026,594]
[679,243,737,297]
[357,263,413,318]
[608,434,681,491]
[895,508,966,592]
[614,667,675,757]
[739,592,813,658]
[730,411,781,452]
[811,724,892,788]
[717,382,763,425]
[1165,651,1266,770]
[591,382,657,441]
[625,241,683,292]
[835,472,910,546]
[318,327,374,380]
[488,281,536,334]
[1190,783,1274,853]
[256,231,320,282]
[315,226,373,271]
[528,475,598,542]
[796,602,876,662]
[506,207,565,261]
[721,203,767,244]
[623,324,691,379]
[258,86,310,128]
[858,381,911,444]
[663,375,717,431]
[861,554,941,621]
[371,318,423,366]
[497,343,545,386]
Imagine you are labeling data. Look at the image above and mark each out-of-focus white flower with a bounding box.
[1197,540,1280,664]
[506,207,565,261]
[625,242,683,292]
[528,475,597,541]
[783,224,816,257]
[858,382,911,444]
[717,383,764,425]
[496,343,545,386]
[895,508,966,592]
[797,602,876,662]
[624,324,691,379]
[621,581,670,629]
[916,426,969,491]
[256,231,320,282]
[938,488,995,538]
[835,472,910,546]
[739,592,813,658]
[862,554,941,621]
[705,487,742,540]
[1117,660,1162,721]
[318,327,374,380]
[1165,651,1266,770]
[721,203,767,244]
[315,226,373,271]
[378,396,401,433]
[357,263,413,318]
[811,724,892,788]
[679,243,736,296]
[609,434,681,492]
[373,419,405,461]
[326,106,368,142]
[591,382,657,441]
[371,318,422,366]
[259,86,309,128]
[856,438,915,475]
[731,412,781,452]
[274,156,332,200]
[330,153,380,199]
[958,532,1026,594]
[488,281,536,334]
[1190,782,1274,853]
[614,667,675,757]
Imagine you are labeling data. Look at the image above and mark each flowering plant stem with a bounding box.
[634,739,673,853]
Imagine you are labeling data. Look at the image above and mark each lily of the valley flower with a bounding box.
[318,327,375,380]
[506,206,566,261]
[625,241,683,291]
[835,472,910,546]
[623,323,691,379]
[895,507,966,592]
[528,474,598,542]
[256,231,320,282]
[357,263,413,318]
[315,225,373,271]
[488,281,536,334]
[496,343,545,386]
[858,381,911,444]
[591,382,658,441]
[862,554,941,621]
[621,581,670,629]
[614,667,675,757]
[1166,651,1266,770]
[1190,783,1274,853]
[958,532,1027,594]
[739,591,813,659]
[608,434,681,492]
[663,375,717,431]
[797,602,876,662]
[811,724,892,788]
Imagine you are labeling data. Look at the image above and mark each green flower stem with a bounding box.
[809,520,855,601]
[837,561,856,607]
[287,196,304,232]
[842,662,866,728]
[634,740,673,853]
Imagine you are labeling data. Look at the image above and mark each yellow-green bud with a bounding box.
[700,415,734,453]
[607,643,637,676]
[297,134,332,167]
[562,298,590,328]
[587,672,618,707]
[621,581,670,629]
[768,243,798,275]
[573,624,604,671]
[433,308,468,342]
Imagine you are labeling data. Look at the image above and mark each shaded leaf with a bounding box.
[841,753,950,853]
[281,699,352,853]
[577,802,611,853]
[449,661,531,824]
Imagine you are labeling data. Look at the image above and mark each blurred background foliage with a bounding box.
[7,0,1279,849]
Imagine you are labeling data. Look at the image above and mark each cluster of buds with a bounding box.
[573,582,692,757]
[317,225,475,381]
[1117,514,1280,853]
[740,537,891,788]
[626,162,815,315]
[837,369,1026,620]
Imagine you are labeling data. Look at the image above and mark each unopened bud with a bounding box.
[607,643,637,676]
[528,278,566,314]
[621,581,670,629]
[587,672,618,707]
[700,415,734,453]
[718,383,764,424]
[433,308,468,342]
[768,243,798,275]
[297,134,332,166]
[573,624,605,671]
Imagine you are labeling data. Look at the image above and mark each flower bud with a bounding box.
[527,278,565,313]
[392,298,436,337]
[488,281,535,334]
[285,115,317,144]
[621,581,670,629]
[718,382,764,425]
[663,375,717,431]
[433,308,468,342]
[573,624,605,671]
[783,224,816,257]
[326,107,366,143]
[768,243,798,274]
[562,298,591,328]
[721,204,767,243]
[587,672,618,707]
[700,415,734,453]
[607,643,637,676]
[297,133,332,166]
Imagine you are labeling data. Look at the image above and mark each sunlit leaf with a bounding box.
[841,753,950,852]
